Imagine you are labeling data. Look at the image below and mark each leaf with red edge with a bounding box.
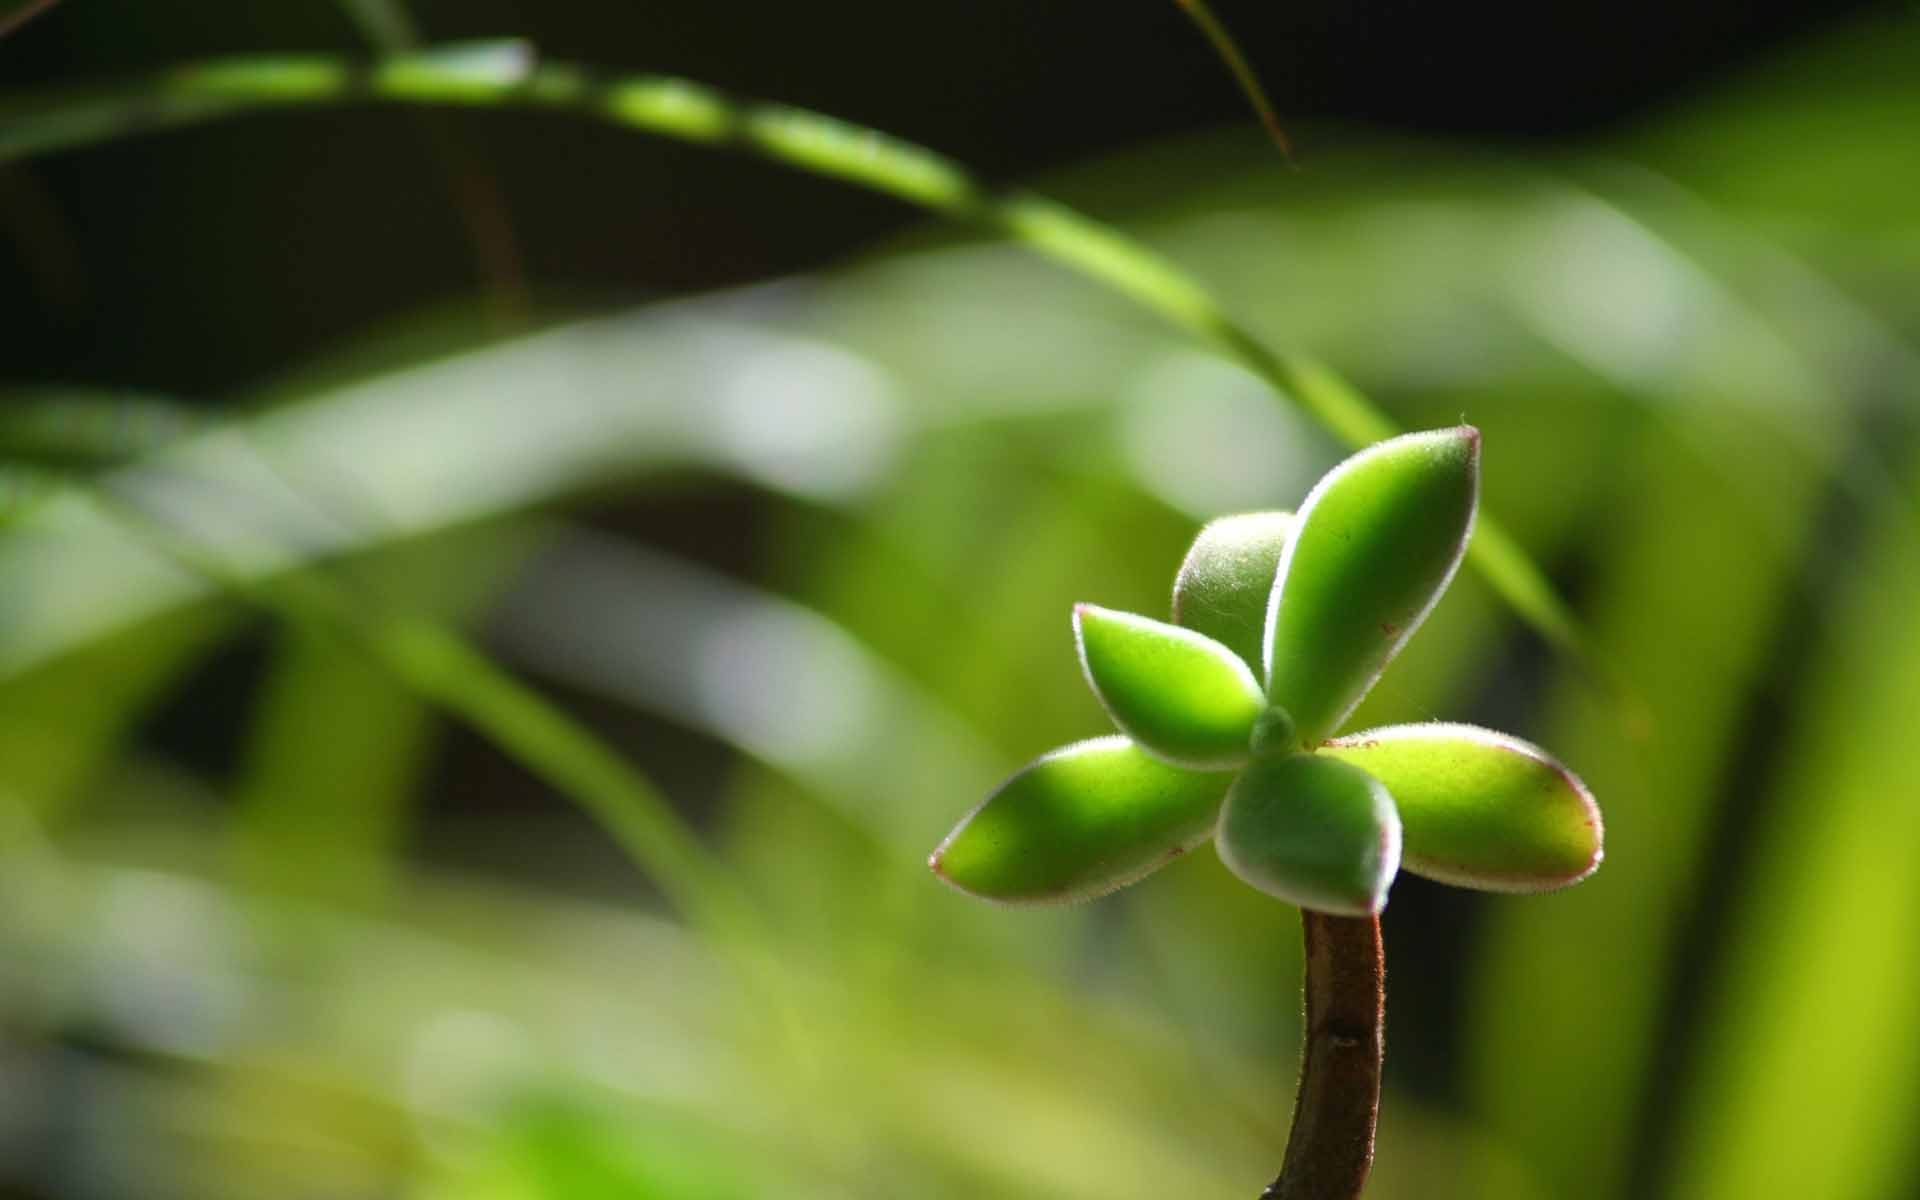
[930,736,1233,904]
[1321,723,1602,892]
[1075,604,1265,769]
[1263,427,1479,748]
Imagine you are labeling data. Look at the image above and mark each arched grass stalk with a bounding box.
[78,476,766,956]
[1172,0,1295,159]
[0,41,1600,688]
[0,0,60,40]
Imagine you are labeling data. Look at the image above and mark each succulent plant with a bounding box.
[929,427,1603,1198]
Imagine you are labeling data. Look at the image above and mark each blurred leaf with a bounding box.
[231,525,538,907]
[1625,14,1920,244]
[0,387,202,468]
[0,608,230,822]
[487,525,1003,857]
[84,489,767,959]
[1073,604,1264,768]
[0,314,904,676]
[1667,457,1920,1200]
[333,0,419,51]
[0,0,55,38]
[1170,0,1294,157]
[430,1096,755,1200]
[1467,411,1831,1200]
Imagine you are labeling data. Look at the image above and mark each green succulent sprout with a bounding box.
[930,426,1602,916]
[931,427,1603,1197]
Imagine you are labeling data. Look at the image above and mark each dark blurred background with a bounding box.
[2,0,1899,390]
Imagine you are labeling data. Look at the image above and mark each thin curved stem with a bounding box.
[1266,912,1384,1200]
[0,0,61,39]
[1173,0,1294,160]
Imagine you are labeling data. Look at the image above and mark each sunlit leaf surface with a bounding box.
[1216,753,1401,916]
[1170,509,1294,673]
[1322,723,1601,892]
[931,736,1233,904]
[1263,428,1479,748]
[1073,604,1265,768]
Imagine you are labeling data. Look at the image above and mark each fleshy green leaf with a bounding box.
[1263,427,1480,748]
[1216,753,1401,916]
[930,736,1233,904]
[1074,604,1265,768]
[1170,510,1295,673]
[1322,723,1602,892]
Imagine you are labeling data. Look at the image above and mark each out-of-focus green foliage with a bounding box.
[3,9,1919,1200]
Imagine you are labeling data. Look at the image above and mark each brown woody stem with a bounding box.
[1263,912,1384,1200]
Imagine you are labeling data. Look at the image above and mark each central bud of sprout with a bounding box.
[1248,705,1298,759]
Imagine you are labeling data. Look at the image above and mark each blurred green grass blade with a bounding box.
[86,490,764,950]
[1377,129,1918,1195]
[1171,0,1293,158]
[0,315,899,678]
[305,607,762,945]
[1466,412,1830,1200]
[1557,166,1920,532]
[333,0,420,51]
[0,48,1598,681]
[232,625,433,903]
[487,526,1002,857]
[15,850,1428,1200]
[442,1095,758,1200]
[0,400,226,826]
[1622,13,1920,241]
[326,5,536,324]
[0,460,70,524]
[1666,463,1920,1200]
[0,609,230,822]
[0,0,56,38]
[232,526,537,906]
[0,388,203,467]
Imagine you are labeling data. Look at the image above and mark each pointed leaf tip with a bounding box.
[1074,604,1265,769]
[931,736,1233,904]
[1217,753,1401,916]
[1171,510,1295,674]
[1323,723,1602,892]
[1263,427,1480,746]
